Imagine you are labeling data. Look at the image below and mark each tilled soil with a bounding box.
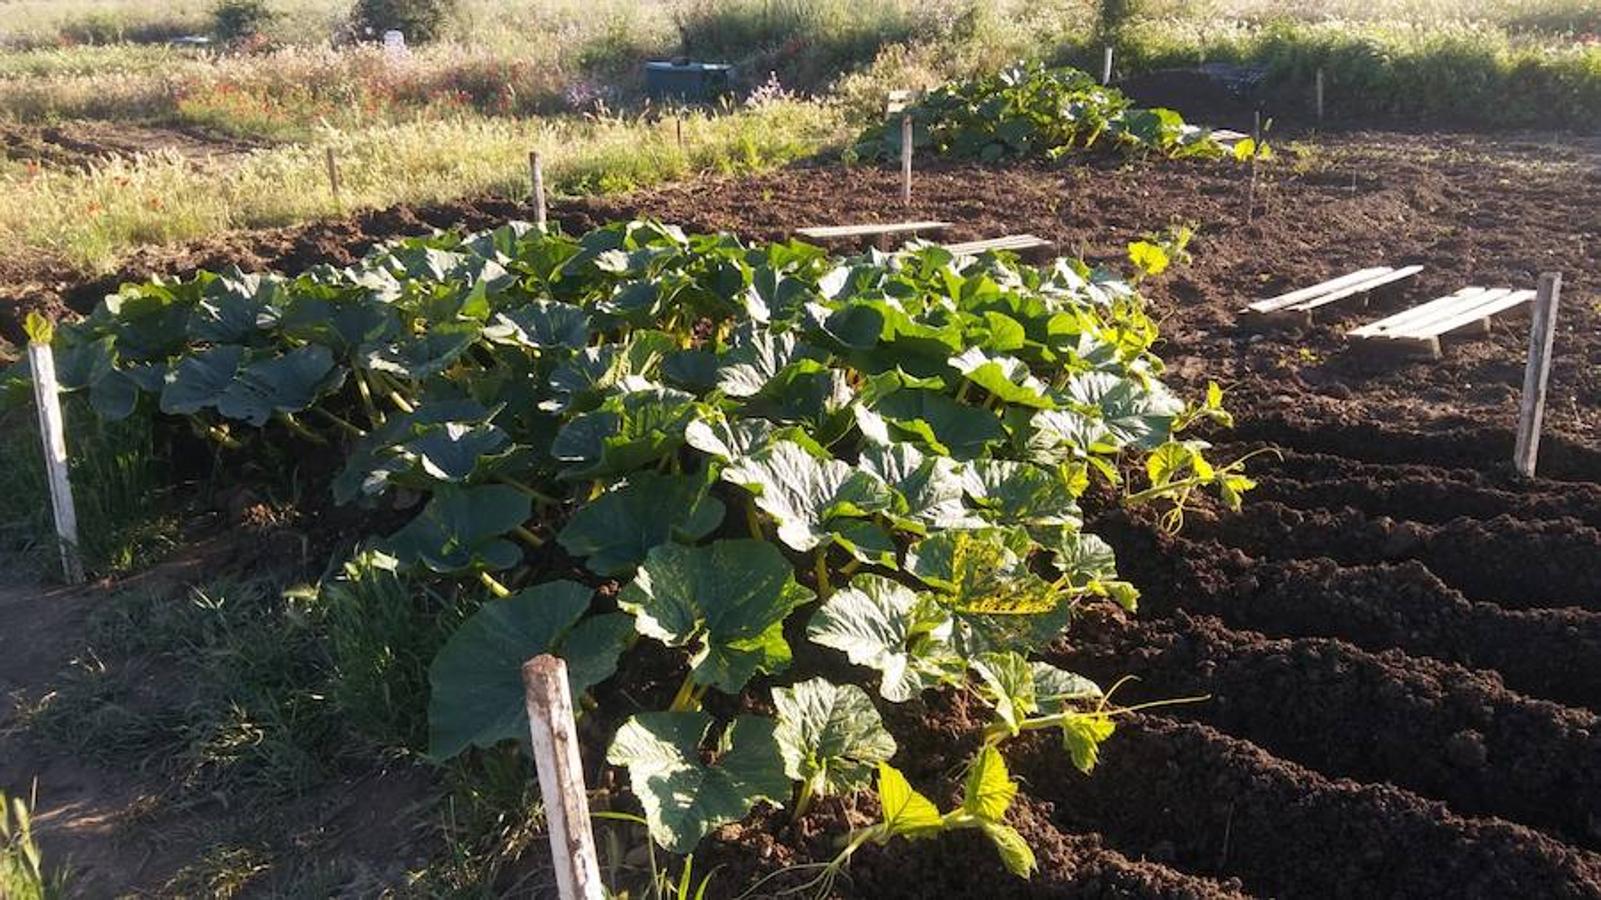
[5,130,1601,897]
[0,121,263,171]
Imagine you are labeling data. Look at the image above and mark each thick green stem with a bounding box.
[478,571,513,598]
[354,368,385,427]
[311,406,366,437]
[792,777,818,822]
[497,474,561,507]
[744,501,765,540]
[513,525,545,549]
[814,548,832,599]
[277,411,327,444]
[192,417,243,450]
[668,671,701,712]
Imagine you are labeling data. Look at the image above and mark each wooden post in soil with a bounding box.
[1102,45,1114,85]
[26,337,85,585]
[675,116,684,152]
[523,655,603,900]
[1514,272,1562,478]
[900,113,913,208]
[1246,109,1261,222]
[1315,68,1325,124]
[529,150,547,228]
[325,147,341,209]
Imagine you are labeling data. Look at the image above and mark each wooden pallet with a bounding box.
[796,221,951,241]
[1245,265,1424,327]
[1349,286,1537,359]
[942,234,1053,259]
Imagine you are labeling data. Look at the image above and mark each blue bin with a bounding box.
[644,60,733,103]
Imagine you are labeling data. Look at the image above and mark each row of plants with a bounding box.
[853,62,1228,164]
[5,219,1249,878]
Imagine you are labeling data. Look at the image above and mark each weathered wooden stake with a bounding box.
[1102,45,1114,85]
[324,147,341,206]
[1514,272,1562,478]
[529,150,547,228]
[1246,110,1261,222]
[900,113,913,207]
[27,340,85,585]
[1315,68,1325,123]
[523,655,603,900]
[675,116,684,152]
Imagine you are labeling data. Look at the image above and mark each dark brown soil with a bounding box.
[0,121,263,171]
[5,129,1601,898]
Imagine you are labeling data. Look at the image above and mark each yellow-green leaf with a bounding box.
[23,311,53,346]
[1127,241,1169,277]
[877,763,943,838]
[962,745,1018,822]
[1060,713,1115,773]
[982,822,1037,878]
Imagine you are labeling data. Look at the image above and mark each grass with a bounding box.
[0,786,68,900]
[0,99,843,272]
[0,397,177,576]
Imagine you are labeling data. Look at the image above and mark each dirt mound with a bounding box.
[0,121,263,171]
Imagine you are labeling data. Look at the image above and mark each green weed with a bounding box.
[0,785,69,900]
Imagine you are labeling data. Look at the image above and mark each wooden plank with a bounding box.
[901,113,913,207]
[529,150,547,228]
[26,340,85,584]
[1289,264,1423,313]
[797,221,951,239]
[886,89,912,114]
[1514,273,1562,477]
[943,234,1051,255]
[1348,287,1490,338]
[1247,267,1392,313]
[523,655,604,900]
[1388,289,1534,340]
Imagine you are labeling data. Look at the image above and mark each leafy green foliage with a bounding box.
[20,218,1247,862]
[773,678,897,811]
[427,580,632,760]
[606,712,789,854]
[855,63,1226,164]
[842,747,1034,878]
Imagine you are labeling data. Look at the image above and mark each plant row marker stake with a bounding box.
[1315,68,1325,123]
[26,336,85,585]
[1514,271,1562,478]
[529,150,547,228]
[901,112,913,207]
[325,147,341,209]
[1102,45,1114,85]
[522,654,603,900]
[1246,109,1261,222]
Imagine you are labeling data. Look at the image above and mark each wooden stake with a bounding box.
[1315,68,1325,123]
[529,150,547,228]
[675,116,684,152]
[1514,272,1562,478]
[27,340,85,585]
[900,113,913,207]
[523,655,603,900]
[324,147,341,207]
[1102,45,1114,85]
[1246,110,1261,222]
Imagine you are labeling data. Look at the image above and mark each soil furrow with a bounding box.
[1104,511,1601,710]
[1245,469,1601,528]
[1052,613,1601,848]
[1179,502,1601,611]
[1014,714,1601,899]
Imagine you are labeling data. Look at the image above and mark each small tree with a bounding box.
[212,0,276,44]
[350,0,457,44]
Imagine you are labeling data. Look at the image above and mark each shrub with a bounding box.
[212,0,276,45]
[350,0,458,44]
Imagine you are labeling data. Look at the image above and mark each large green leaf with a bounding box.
[860,443,979,533]
[964,460,1082,527]
[806,574,962,702]
[557,471,726,577]
[382,484,531,574]
[216,344,345,426]
[607,712,790,853]
[427,580,632,760]
[1062,371,1184,450]
[484,300,591,350]
[720,441,892,552]
[872,387,1004,460]
[618,540,814,693]
[950,349,1053,409]
[160,344,245,415]
[773,677,897,798]
[550,386,697,479]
